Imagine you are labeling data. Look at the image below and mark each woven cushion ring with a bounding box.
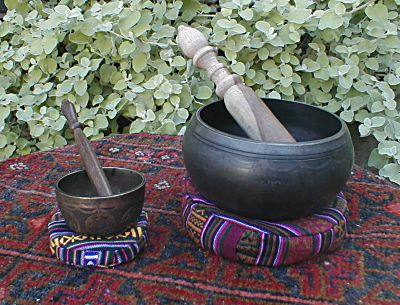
[182,177,348,266]
[48,211,149,267]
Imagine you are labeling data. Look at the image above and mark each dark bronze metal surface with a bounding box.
[183,99,354,220]
[55,167,145,236]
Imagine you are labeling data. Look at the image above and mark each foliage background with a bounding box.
[0,0,399,184]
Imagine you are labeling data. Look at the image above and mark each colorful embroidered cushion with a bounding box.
[48,211,149,267]
[183,178,348,266]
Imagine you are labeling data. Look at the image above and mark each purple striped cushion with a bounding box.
[182,178,347,266]
[48,211,149,267]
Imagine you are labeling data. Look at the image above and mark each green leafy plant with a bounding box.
[0,0,399,184]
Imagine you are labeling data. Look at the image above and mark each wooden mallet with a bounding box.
[177,25,296,143]
[61,99,113,197]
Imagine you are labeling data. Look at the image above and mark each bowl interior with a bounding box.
[200,99,342,142]
[58,167,144,197]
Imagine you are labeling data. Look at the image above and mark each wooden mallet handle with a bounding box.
[177,25,296,143]
[61,100,113,197]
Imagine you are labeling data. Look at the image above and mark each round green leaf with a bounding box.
[383,99,396,111]
[258,48,269,60]
[388,74,400,86]
[154,89,169,100]
[53,135,67,148]
[30,124,45,137]
[30,39,43,56]
[79,18,99,36]
[43,36,58,55]
[280,77,292,87]
[267,68,282,80]
[365,3,389,21]
[101,1,123,16]
[359,124,371,137]
[239,8,254,21]
[39,58,57,75]
[195,86,213,100]
[69,32,92,44]
[280,65,293,78]
[171,56,186,67]
[268,91,281,99]
[339,76,353,90]
[318,10,343,30]
[231,62,246,75]
[119,11,141,30]
[217,19,233,29]
[66,66,80,77]
[0,134,7,148]
[143,109,156,122]
[288,9,311,24]
[94,34,112,55]
[156,121,176,135]
[132,53,147,73]
[177,108,189,120]
[154,2,166,18]
[340,110,354,122]
[334,3,346,15]
[114,79,127,91]
[212,31,227,43]
[74,79,87,96]
[0,105,10,120]
[57,80,74,96]
[289,31,300,42]
[365,58,379,71]
[95,115,108,129]
[255,21,271,33]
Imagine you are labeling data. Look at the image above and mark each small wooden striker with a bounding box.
[61,100,113,197]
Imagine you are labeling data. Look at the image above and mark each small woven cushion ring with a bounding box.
[48,210,149,267]
[183,177,348,266]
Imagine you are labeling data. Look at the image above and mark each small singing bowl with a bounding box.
[55,167,145,236]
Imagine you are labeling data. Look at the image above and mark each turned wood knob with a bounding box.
[177,25,296,143]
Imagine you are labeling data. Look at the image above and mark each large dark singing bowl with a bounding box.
[183,99,354,220]
[56,167,145,236]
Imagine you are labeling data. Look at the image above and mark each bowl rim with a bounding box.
[55,167,146,200]
[195,99,348,148]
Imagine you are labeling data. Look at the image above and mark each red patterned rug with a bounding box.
[0,133,399,305]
